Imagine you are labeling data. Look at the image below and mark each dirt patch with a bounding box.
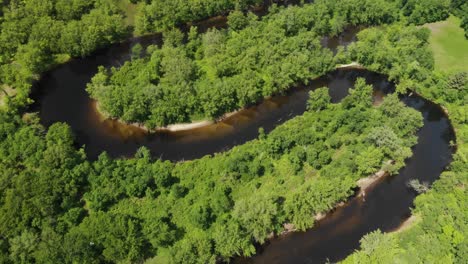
[356,160,394,196]
[391,214,421,233]
[424,20,448,34]
[0,85,17,108]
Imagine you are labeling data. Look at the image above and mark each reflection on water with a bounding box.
[321,26,362,53]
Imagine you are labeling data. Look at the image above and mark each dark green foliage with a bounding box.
[88,0,404,127]
[0,0,129,108]
[345,155,467,263]
[342,24,435,93]
[452,1,468,38]
[341,22,467,262]
[0,114,89,262]
[0,0,465,263]
[342,78,374,109]
[307,87,331,112]
[0,77,423,262]
[344,61,468,264]
[59,9,128,57]
[88,20,336,126]
[227,10,252,31]
[401,0,451,25]
[134,0,263,35]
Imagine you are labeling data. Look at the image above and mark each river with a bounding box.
[28,9,455,264]
[29,21,359,161]
[233,92,455,263]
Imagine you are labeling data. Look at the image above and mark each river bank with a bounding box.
[233,90,455,264]
[277,160,393,237]
[92,63,364,134]
[30,45,456,262]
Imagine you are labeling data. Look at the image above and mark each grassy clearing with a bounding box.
[424,16,468,73]
[117,0,139,28]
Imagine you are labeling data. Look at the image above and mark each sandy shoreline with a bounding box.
[93,100,244,132]
[337,62,364,69]
[391,214,420,233]
[93,63,363,133]
[157,109,240,131]
[356,168,389,196]
[279,159,392,236]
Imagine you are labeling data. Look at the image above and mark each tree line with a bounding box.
[0,0,463,111]
[87,0,402,127]
[87,0,466,128]
[343,66,467,264]
[337,17,467,264]
[0,78,423,263]
[0,0,262,109]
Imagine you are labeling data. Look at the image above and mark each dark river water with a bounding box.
[29,23,359,161]
[29,9,455,264]
[234,92,455,263]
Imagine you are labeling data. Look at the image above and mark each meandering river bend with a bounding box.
[29,24,360,161]
[29,13,455,264]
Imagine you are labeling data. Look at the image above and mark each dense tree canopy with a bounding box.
[87,0,466,128]
[87,24,335,127]
[339,15,467,264]
[451,0,468,38]
[133,0,263,35]
[0,0,264,109]
[0,79,424,262]
[339,24,434,93]
[344,72,467,264]
[0,0,466,263]
[0,0,130,107]
[88,0,403,127]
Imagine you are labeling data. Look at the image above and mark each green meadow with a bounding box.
[425,16,468,73]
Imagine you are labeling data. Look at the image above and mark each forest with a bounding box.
[340,23,467,264]
[0,0,467,263]
[0,80,424,263]
[87,0,402,127]
[86,0,468,128]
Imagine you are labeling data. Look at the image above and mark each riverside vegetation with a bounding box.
[0,0,467,263]
[87,0,402,127]
[0,81,424,263]
[86,0,468,128]
[340,18,467,264]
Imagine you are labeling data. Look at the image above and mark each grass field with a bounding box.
[424,16,468,73]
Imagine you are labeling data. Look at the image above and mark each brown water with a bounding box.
[234,93,455,263]
[30,66,389,161]
[28,5,455,263]
[29,15,360,160]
